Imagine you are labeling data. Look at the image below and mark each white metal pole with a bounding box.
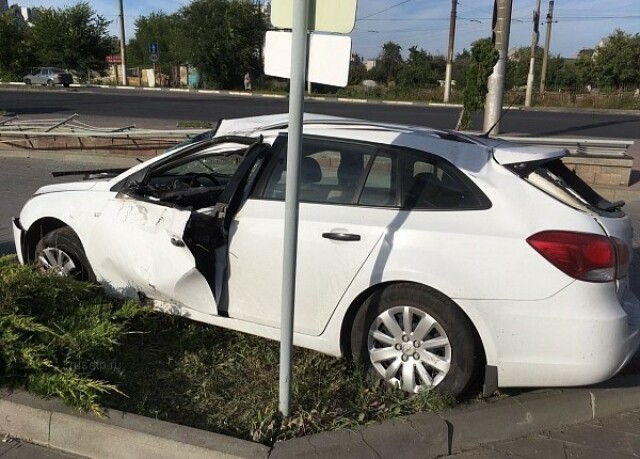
[539,0,554,94]
[118,0,127,86]
[279,0,309,418]
[525,0,541,107]
[444,0,457,103]
[483,0,513,135]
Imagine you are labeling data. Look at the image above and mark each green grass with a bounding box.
[0,256,453,445]
[97,316,452,444]
[176,120,212,129]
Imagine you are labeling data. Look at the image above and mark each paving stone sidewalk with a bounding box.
[446,408,640,458]
[0,438,80,459]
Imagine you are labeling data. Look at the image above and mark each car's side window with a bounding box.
[358,149,397,207]
[262,138,378,204]
[403,153,486,210]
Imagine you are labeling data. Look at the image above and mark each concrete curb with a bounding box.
[3,376,640,459]
[0,391,269,459]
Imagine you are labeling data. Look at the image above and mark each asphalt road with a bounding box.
[1,87,639,138]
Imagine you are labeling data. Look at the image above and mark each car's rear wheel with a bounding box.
[63,83,70,88]
[35,227,95,281]
[350,284,479,397]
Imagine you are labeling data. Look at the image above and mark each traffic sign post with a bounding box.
[269,0,357,418]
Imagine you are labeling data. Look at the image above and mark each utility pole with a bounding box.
[444,0,458,103]
[483,0,513,135]
[118,0,127,86]
[524,0,541,107]
[539,0,554,94]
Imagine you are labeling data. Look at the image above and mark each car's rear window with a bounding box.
[524,159,625,217]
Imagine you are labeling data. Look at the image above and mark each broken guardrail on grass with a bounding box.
[0,114,206,156]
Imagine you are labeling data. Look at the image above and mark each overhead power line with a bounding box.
[357,0,413,20]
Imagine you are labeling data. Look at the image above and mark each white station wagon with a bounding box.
[13,114,640,397]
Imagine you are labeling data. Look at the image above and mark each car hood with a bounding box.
[35,180,102,195]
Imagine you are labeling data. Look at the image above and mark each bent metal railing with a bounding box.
[500,136,634,157]
[0,115,206,150]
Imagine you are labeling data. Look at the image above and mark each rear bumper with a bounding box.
[458,282,640,388]
[55,76,73,85]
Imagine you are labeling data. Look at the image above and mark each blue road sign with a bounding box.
[149,42,158,54]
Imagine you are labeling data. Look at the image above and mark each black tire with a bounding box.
[63,83,70,88]
[24,79,31,86]
[46,80,54,87]
[35,227,95,281]
[350,283,479,397]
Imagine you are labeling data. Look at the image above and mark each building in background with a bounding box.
[3,3,38,24]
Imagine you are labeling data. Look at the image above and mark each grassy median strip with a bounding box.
[0,256,452,445]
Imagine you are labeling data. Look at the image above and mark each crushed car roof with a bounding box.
[216,113,567,169]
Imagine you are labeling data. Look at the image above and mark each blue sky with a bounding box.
[16,0,640,59]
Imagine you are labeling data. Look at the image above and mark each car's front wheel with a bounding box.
[24,79,31,86]
[46,80,54,87]
[35,227,95,281]
[350,284,479,397]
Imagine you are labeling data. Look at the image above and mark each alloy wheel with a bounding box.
[368,305,452,393]
[37,247,77,276]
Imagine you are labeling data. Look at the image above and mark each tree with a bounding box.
[30,3,114,75]
[457,38,499,130]
[181,0,268,89]
[399,46,445,88]
[506,46,543,90]
[378,41,403,85]
[452,48,472,88]
[348,54,367,86]
[127,12,188,71]
[591,29,640,88]
[0,12,34,80]
[574,53,595,88]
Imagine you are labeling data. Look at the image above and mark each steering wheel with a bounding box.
[187,173,220,187]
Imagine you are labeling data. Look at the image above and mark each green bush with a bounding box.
[0,255,147,415]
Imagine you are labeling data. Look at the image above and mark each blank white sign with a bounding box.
[271,0,357,34]
[264,31,352,88]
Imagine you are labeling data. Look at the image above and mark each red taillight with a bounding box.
[527,231,616,282]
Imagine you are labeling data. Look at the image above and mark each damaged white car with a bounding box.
[13,114,640,397]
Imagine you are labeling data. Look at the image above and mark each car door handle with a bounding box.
[322,232,361,242]
[170,237,185,247]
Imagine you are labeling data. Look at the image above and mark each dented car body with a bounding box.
[13,114,640,396]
